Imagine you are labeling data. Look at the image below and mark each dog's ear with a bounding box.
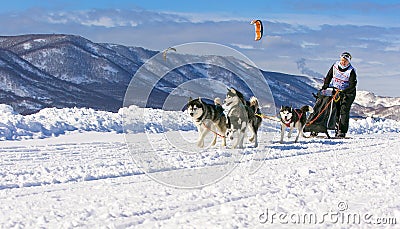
[198,97,202,104]
[230,88,236,94]
[188,97,193,102]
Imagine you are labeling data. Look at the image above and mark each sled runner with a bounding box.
[303,88,340,138]
[313,135,352,139]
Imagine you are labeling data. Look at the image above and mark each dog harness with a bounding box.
[196,103,226,139]
[282,109,303,128]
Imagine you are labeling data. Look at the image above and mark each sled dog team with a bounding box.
[185,87,314,149]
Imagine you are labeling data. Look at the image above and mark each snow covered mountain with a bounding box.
[0,34,398,120]
[0,48,120,114]
[353,91,400,120]
[0,34,155,114]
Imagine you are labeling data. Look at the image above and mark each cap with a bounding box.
[340,52,352,61]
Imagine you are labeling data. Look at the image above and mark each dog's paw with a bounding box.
[221,140,226,147]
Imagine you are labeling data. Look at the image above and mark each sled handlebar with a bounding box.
[319,86,339,92]
[315,87,340,97]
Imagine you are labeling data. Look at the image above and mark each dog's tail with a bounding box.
[249,96,259,112]
[214,97,222,106]
[300,105,314,114]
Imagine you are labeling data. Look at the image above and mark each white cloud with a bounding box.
[230,43,255,50]
[384,45,400,52]
[82,16,115,27]
[160,11,248,23]
[300,41,319,48]
[366,61,384,65]
[41,9,190,28]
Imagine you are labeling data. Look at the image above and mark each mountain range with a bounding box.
[0,34,398,120]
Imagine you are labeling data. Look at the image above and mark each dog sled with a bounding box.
[303,87,340,138]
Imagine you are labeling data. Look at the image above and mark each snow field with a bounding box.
[0,104,399,227]
[0,131,399,228]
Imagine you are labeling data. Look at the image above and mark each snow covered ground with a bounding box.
[1,105,400,228]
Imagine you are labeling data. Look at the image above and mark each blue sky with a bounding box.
[1,0,399,96]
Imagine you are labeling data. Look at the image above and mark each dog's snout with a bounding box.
[189,113,194,117]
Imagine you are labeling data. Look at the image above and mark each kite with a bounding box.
[162,47,177,61]
[250,20,263,41]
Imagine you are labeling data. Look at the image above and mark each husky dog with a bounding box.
[247,96,262,147]
[223,88,262,148]
[279,105,313,143]
[186,97,227,147]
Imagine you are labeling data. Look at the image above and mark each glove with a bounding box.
[334,90,344,102]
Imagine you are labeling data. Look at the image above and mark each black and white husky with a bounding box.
[186,97,227,147]
[223,88,262,148]
[279,105,313,143]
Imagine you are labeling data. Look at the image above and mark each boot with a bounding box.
[335,131,346,138]
[310,132,318,137]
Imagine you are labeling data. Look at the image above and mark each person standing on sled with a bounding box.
[321,52,357,138]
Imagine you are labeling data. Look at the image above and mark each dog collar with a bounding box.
[281,118,291,128]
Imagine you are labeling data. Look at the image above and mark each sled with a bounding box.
[303,88,340,138]
[307,135,352,140]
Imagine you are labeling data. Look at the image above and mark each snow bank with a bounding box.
[0,104,399,140]
[349,117,400,134]
[0,104,194,140]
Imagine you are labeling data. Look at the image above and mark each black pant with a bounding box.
[335,93,355,134]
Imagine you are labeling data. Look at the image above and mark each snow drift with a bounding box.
[0,104,399,141]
